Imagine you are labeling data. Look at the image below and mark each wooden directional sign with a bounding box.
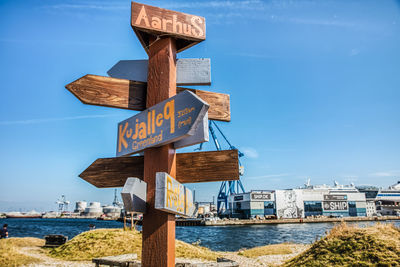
[121,177,147,213]
[65,74,230,122]
[107,58,211,86]
[66,75,146,110]
[155,172,195,217]
[79,150,239,188]
[117,90,209,156]
[131,2,206,53]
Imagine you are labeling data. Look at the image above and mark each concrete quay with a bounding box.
[202,216,400,226]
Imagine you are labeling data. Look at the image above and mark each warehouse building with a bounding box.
[228,190,275,219]
[228,181,368,219]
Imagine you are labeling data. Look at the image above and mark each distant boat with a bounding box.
[6,210,42,218]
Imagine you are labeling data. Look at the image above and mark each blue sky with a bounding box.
[0,0,399,211]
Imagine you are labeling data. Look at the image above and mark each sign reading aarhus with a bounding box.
[155,172,195,217]
[131,2,206,41]
[117,90,208,157]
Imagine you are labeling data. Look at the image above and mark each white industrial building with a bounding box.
[228,181,373,219]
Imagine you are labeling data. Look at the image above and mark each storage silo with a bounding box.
[84,202,103,217]
[74,201,87,213]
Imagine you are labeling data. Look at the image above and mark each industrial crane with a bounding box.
[197,120,245,215]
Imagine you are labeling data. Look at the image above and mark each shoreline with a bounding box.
[202,215,400,226]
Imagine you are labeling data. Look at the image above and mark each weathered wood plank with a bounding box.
[79,150,239,188]
[177,87,231,122]
[176,150,239,183]
[131,2,206,53]
[65,74,230,121]
[107,58,211,86]
[65,74,146,110]
[177,58,210,85]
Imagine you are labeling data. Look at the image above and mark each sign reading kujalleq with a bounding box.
[155,172,195,217]
[117,90,209,157]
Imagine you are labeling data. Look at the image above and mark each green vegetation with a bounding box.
[238,243,293,258]
[0,237,44,267]
[284,223,400,266]
[49,228,220,261]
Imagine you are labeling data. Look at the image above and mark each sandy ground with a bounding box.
[16,244,308,266]
[18,247,92,267]
[221,244,309,267]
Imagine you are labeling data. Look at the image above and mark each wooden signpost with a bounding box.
[117,90,209,156]
[65,2,237,266]
[107,58,211,85]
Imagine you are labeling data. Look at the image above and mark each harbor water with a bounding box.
[1,218,399,251]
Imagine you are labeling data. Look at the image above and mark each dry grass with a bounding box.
[49,228,142,261]
[238,243,293,258]
[0,237,44,267]
[176,240,219,261]
[49,228,220,261]
[284,222,400,266]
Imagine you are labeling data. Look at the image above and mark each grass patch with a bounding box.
[0,237,44,267]
[49,228,142,261]
[238,243,293,258]
[284,223,400,266]
[49,228,220,261]
[176,240,219,261]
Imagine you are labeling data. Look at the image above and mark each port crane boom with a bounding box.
[198,120,245,215]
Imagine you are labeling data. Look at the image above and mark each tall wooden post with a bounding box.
[142,37,177,266]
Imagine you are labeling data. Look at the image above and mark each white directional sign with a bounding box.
[117,90,209,157]
[107,58,211,86]
[155,172,195,217]
[121,177,147,213]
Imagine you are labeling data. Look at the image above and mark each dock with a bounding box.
[202,216,400,226]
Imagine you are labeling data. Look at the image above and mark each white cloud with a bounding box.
[342,175,359,182]
[41,0,369,31]
[161,0,265,10]
[350,48,360,56]
[231,52,274,59]
[43,0,264,12]
[242,147,259,158]
[0,114,118,125]
[43,3,126,11]
[369,170,400,177]
[246,173,291,179]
